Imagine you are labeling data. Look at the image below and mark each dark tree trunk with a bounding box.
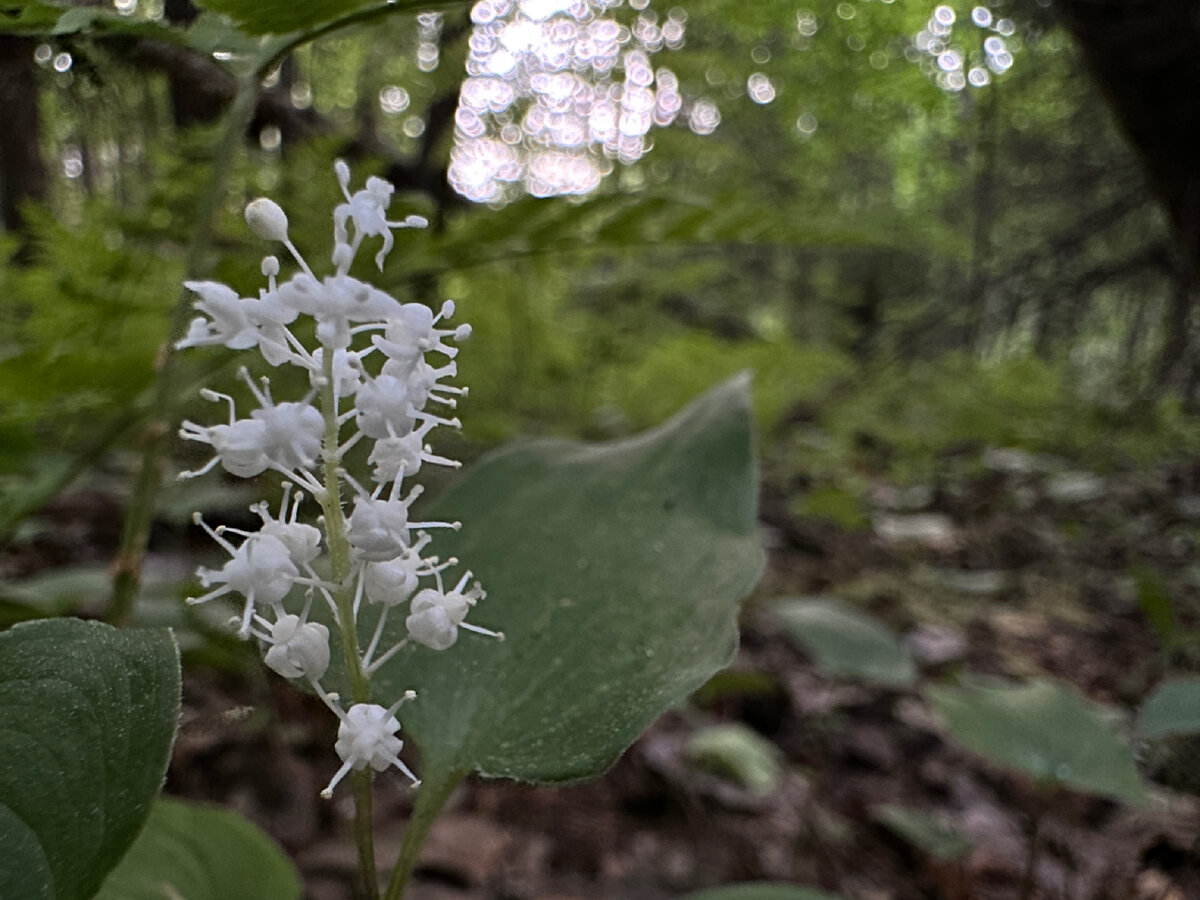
[1056,0,1200,388]
[0,35,48,240]
[164,0,225,127]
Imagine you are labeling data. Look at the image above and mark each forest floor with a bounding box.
[6,440,1200,900]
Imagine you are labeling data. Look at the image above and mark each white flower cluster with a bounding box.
[177,163,501,798]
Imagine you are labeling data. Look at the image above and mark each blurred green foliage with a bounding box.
[0,0,1182,536]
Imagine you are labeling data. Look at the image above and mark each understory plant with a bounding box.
[175,163,512,892]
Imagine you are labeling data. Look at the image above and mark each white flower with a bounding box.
[367,422,460,484]
[177,281,259,351]
[277,272,405,350]
[179,418,270,479]
[262,614,331,680]
[372,300,470,369]
[363,534,434,607]
[346,492,418,562]
[354,372,417,440]
[253,484,321,566]
[405,570,501,651]
[321,698,420,798]
[176,277,301,364]
[253,400,324,471]
[179,389,271,479]
[179,375,324,485]
[188,515,299,635]
[334,160,429,269]
[393,359,466,411]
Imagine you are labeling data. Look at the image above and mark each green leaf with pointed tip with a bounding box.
[363,375,762,785]
[1136,677,1200,739]
[772,596,915,688]
[680,884,845,900]
[0,618,180,900]
[928,678,1146,804]
[94,798,300,900]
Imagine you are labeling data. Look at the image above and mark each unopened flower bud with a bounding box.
[245,198,290,243]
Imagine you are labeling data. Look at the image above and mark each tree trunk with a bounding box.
[164,0,226,127]
[0,35,48,241]
[1056,0,1200,388]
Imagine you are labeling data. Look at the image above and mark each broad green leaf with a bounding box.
[94,798,300,900]
[364,375,762,786]
[1136,677,1200,739]
[0,618,180,900]
[928,678,1146,804]
[772,596,915,688]
[192,0,467,37]
[680,884,845,900]
[686,723,783,796]
[874,804,973,861]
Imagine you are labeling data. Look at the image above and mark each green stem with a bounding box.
[382,768,465,900]
[315,349,370,702]
[352,770,379,899]
[107,79,260,625]
[314,346,380,898]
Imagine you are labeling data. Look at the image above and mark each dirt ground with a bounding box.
[8,445,1200,900]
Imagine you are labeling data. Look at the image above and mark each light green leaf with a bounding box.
[52,6,100,34]
[772,596,915,688]
[680,884,845,900]
[363,375,762,787]
[1136,677,1200,739]
[191,0,467,37]
[686,723,783,796]
[0,618,180,900]
[928,678,1147,804]
[874,804,973,861]
[94,798,300,900]
[192,0,372,34]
